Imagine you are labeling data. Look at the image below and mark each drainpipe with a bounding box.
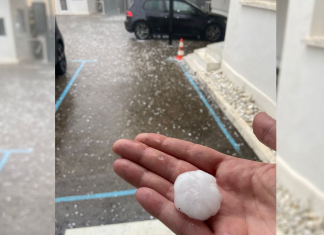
[168,0,173,45]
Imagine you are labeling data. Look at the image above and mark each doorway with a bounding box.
[60,0,68,11]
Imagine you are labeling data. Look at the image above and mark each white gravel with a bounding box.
[202,70,259,126]
[277,184,324,235]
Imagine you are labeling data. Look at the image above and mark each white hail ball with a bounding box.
[174,170,222,221]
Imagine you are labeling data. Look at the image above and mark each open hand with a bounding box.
[112,112,276,235]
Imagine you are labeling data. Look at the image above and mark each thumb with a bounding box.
[252,112,276,150]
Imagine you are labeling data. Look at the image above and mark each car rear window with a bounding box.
[144,0,164,11]
[128,0,134,10]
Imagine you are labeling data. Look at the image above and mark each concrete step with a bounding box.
[183,53,205,75]
[206,47,221,61]
[193,48,220,72]
[206,42,224,61]
[207,41,224,54]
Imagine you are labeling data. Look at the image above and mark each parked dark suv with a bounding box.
[125,0,227,42]
[55,19,67,77]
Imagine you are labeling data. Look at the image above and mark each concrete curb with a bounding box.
[64,220,174,235]
[195,71,276,163]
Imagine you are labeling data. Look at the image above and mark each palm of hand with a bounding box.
[113,133,275,235]
[210,157,275,235]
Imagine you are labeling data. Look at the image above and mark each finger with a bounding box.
[135,133,229,175]
[112,139,198,183]
[252,112,276,150]
[113,158,174,201]
[135,187,213,235]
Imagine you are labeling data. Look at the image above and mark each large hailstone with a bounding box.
[174,170,222,221]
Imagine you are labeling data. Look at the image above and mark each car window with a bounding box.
[128,0,134,9]
[144,0,164,11]
[165,0,196,14]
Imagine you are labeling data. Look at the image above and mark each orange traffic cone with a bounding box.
[175,38,184,60]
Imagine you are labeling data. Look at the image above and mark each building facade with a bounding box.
[55,0,131,15]
[277,0,324,216]
[216,0,276,118]
[55,0,97,15]
[0,0,55,64]
[0,0,30,63]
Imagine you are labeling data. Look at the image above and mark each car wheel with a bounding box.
[56,43,67,77]
[204,24,222,42]
[134,22,151,40]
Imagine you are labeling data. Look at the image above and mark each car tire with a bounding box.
[204,24,223,42]
[56,43,67,77]
[134,22,151,40]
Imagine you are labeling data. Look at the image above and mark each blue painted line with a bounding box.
[71,60,97,63]
[55,61,85,113]
[55,60,97,113]
[0,149,33,173]
[0,149,33,153]
[0,152,11,173]
[174,60,242,156]
[55,189,137,203]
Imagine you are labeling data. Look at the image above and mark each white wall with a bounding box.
[211,0,230,16]
[0,0,17,63]
[221,0,276,117]
[55,0,90,14]
[277,0,324,215]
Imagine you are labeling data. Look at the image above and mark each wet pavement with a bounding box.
[55,15,258,235]
[0,63,55,235]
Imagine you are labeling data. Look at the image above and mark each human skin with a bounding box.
[112,112,276,235]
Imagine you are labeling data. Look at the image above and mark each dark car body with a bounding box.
[55,19,67,77]
[125,0,227,41]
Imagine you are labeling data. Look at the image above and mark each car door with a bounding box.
[165,0,203,36]
[144,0,169,34]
